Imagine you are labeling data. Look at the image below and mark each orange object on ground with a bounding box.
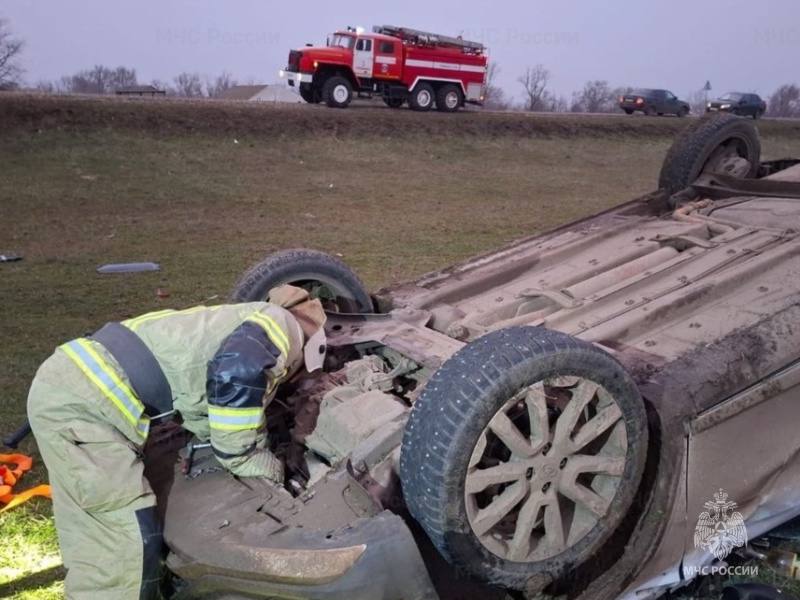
[0,454,51,514]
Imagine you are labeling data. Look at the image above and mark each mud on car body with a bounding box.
[153,115,800,600]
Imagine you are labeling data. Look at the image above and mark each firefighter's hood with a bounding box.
[269,285,327,372]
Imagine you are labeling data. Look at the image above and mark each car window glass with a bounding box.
[356,39,364,51]
[365,40,372,51]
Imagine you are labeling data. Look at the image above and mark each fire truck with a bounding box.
[279,25,488,112]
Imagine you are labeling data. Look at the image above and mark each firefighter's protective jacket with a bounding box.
[61,302,304,477]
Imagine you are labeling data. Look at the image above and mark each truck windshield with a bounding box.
[329,34,355,49]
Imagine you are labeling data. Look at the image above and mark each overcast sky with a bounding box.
[3,0,797,101]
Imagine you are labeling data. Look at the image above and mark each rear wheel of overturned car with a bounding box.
[231,248,373,313]
[409,82,435,112]
[436,84,463,113]
[400,327,648,590]
[658,112,761,195]
[322,76,353,109]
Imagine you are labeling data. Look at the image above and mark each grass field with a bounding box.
[1,94,799,598]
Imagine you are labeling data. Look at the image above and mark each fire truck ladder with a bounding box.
[372,25,484,53]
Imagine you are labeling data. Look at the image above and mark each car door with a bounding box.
[353,38,374,79]
[664,91,679,114]
[374,40,401,80]
[653,90,668,113]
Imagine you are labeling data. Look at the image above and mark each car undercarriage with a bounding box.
[150,114,800,600]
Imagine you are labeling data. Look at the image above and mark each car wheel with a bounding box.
[624,109,634,115]
[658,112,761,195]
[231,248,373,313]
[676,107,688,118]
[322,76,352,109]
[436,84,462,113]
[409,82,435,112]
[400,327,648,590]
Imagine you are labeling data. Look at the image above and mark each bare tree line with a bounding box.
[34,67,239,98]
[486,61,800,118]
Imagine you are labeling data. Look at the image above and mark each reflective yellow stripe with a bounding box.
[125,305,221,331]
[208,406,263,431]
[208,406,263,417]
[61,339,149,438]
[247,313,290,357]
[124,309,174,331]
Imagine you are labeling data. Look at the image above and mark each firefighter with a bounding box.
[27,285,327,600]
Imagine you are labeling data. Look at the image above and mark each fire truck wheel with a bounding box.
[299,83,320,104]
[409,82,435,111]
[436,84,462,112]
[322,76,353,109]
[384,97,404,109]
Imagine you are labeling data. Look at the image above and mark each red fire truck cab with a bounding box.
[279,25,488,112]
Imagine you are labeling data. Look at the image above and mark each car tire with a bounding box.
[409,82,435,112]
[231,248,373,313]
[436,84,462,112]
[624,109,634,115]
[322,76,352,109]
[400,326,648,590]
[676,107,688,118]
[658,112,761,194]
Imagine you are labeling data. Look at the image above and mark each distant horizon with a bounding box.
[4,0,798,103]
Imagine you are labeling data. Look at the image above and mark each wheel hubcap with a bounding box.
[333,85,349,103]
[446,91,459,109]
[464,377,628,562]
[417,90,431,106]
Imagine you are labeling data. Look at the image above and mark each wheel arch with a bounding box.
[409,76,466,95]
[315,64,359,89]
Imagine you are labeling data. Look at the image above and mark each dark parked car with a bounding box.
[618,88,690,117]
[707,92,766,119]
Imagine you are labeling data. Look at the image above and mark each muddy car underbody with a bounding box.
[159,117,800,599]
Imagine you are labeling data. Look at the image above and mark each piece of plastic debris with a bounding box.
[97,262,161,274]
[0,253,22,263]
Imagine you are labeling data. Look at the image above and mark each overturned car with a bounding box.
[154,114,800,599]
